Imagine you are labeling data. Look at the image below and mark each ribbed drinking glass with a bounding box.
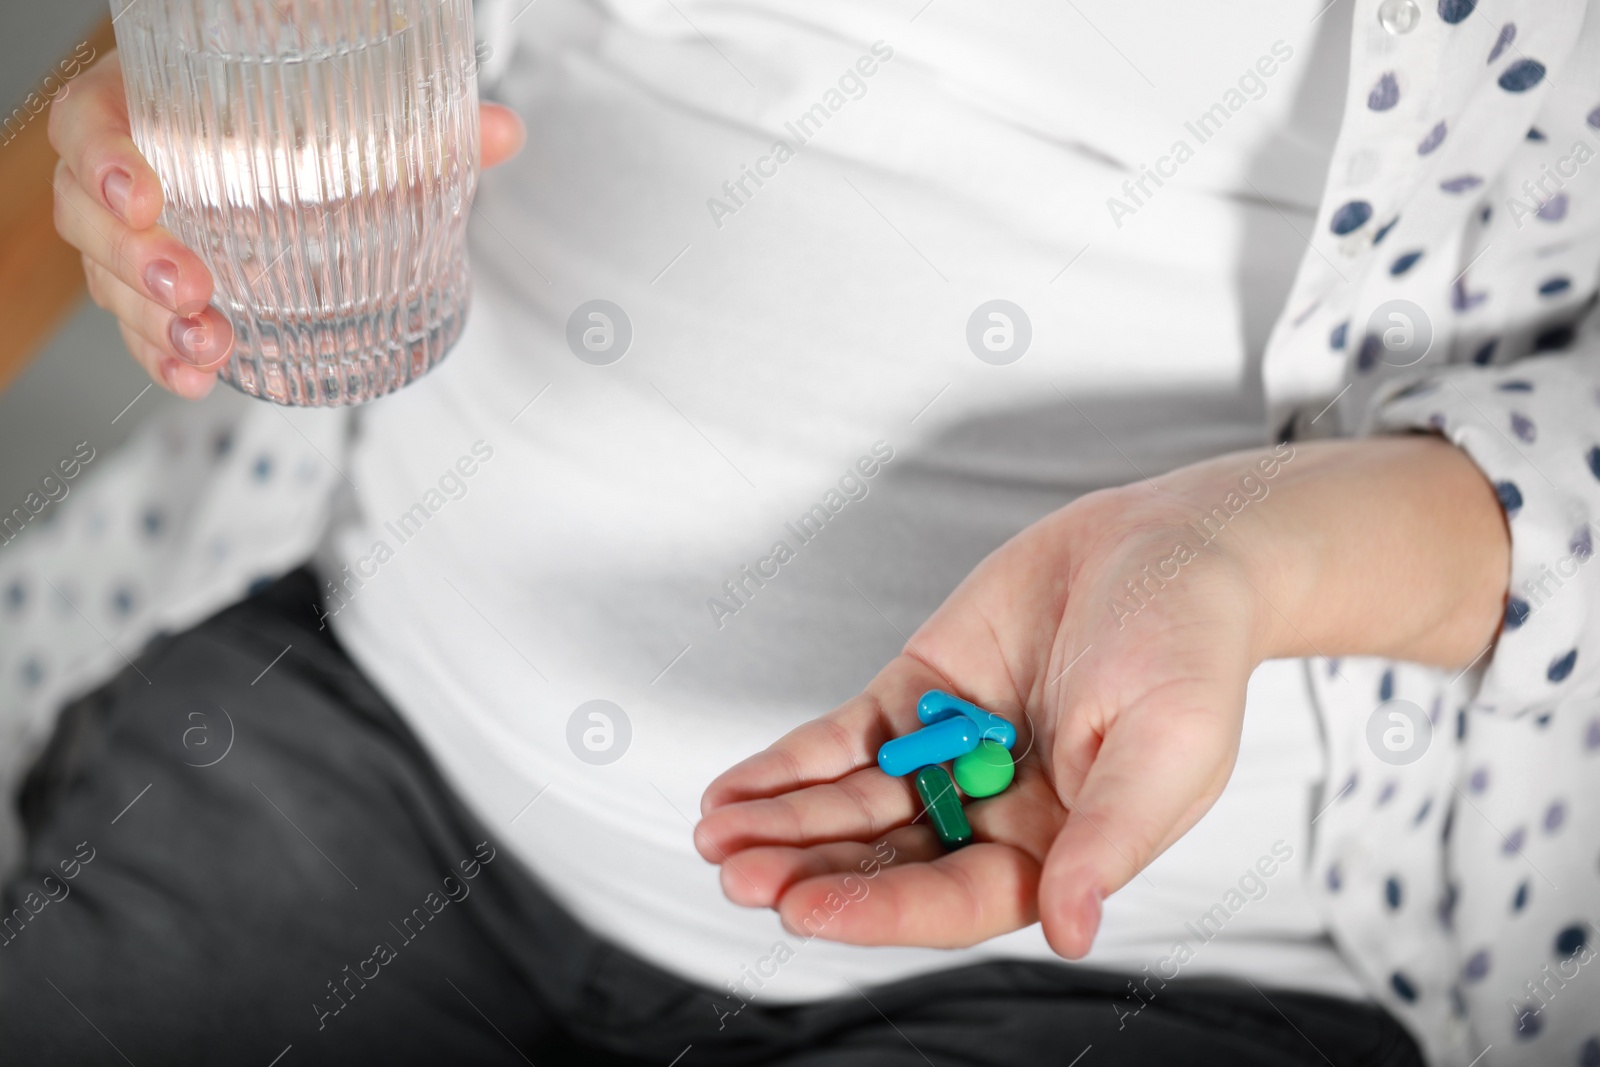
[108,0,480,406]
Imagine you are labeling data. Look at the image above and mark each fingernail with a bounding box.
[103,168,132,221]
[169,313,218,365]
[161,358,216,400]
[143,260,179,309]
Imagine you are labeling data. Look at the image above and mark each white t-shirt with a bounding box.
[321,0,1365,1002]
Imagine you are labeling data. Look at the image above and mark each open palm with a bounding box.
[695,475,1268,959]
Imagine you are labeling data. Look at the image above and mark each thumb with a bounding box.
[479,103,525,169]
[1037,690,1239,959]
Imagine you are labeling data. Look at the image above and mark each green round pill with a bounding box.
[953,740,1014,798]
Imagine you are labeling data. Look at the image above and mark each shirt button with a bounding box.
[1378,0,1421,34]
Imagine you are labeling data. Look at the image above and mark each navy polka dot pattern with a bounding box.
[1358,334,1384,371]
[1489,23,1516,61]
[1418,121,1448,154]
[1496,481,1524,515]
[1499,59,1548,92]
[1537,192,1569,220]
[1391,250,1425,274]
[1319,251,1600,1060]
[1439,0,1477,23]
[1369,72,1402,111]
[1439,175,1484,193]
[1548,649,1578,682]
[1556,925,1587,956]
[1330,200,1373,235]
[1535,323,1577,351]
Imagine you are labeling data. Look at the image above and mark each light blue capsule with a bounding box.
[916,689,1016,750]
[877,716,980,777]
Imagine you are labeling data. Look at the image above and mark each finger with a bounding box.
[717,827,939,908]
[85,257,233,372]
[716,765,1065,909]
[696,766,920,862]
[700,658,944,814]
[775,843,1042,948]
[479,103,525,169]
[699,711,889,817]
[703,760,1062,932]
[116,322,217,400]
[48,51,164,229]
[698,716,1060,861]
[1037,691,1239,959]
[55,160,214,316]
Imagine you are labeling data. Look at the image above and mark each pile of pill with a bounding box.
[876,690,1017,849]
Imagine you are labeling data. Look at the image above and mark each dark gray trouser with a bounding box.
[0,569,1424,1066]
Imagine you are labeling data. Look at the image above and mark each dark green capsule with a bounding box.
[914,765,972,850]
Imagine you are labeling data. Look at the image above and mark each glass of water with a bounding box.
[108,0,480,406]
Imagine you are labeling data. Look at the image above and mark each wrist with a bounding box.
[1234,435,1510,667]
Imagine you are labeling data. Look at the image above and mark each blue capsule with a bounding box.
[916,690,1016,750]
[877,716,980,777]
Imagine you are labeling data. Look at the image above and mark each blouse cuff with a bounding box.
[1369,347,1600,718]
